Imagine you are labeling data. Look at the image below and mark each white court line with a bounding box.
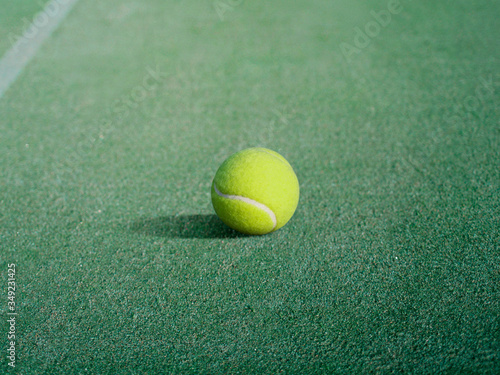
[0,0,80,98]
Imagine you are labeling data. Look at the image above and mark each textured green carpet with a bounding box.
[0,0,499,373]
[0,0,52,56]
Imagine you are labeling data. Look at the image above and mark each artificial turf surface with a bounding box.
[1,0,499,373]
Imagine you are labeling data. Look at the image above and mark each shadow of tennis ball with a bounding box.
[129,214,244,239]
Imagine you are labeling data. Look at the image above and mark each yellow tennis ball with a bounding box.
[211,147,300,235]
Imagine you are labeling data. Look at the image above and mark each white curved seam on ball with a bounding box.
[214,184,277,230]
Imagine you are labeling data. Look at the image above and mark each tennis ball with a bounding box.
[211,147,300,235]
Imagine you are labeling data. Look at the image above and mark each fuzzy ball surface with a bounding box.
[211,147,300,235]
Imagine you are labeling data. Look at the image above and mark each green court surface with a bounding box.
[0,0,51,56]
[1,0,499,373]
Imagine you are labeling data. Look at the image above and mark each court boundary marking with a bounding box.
[0,0,80,99]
